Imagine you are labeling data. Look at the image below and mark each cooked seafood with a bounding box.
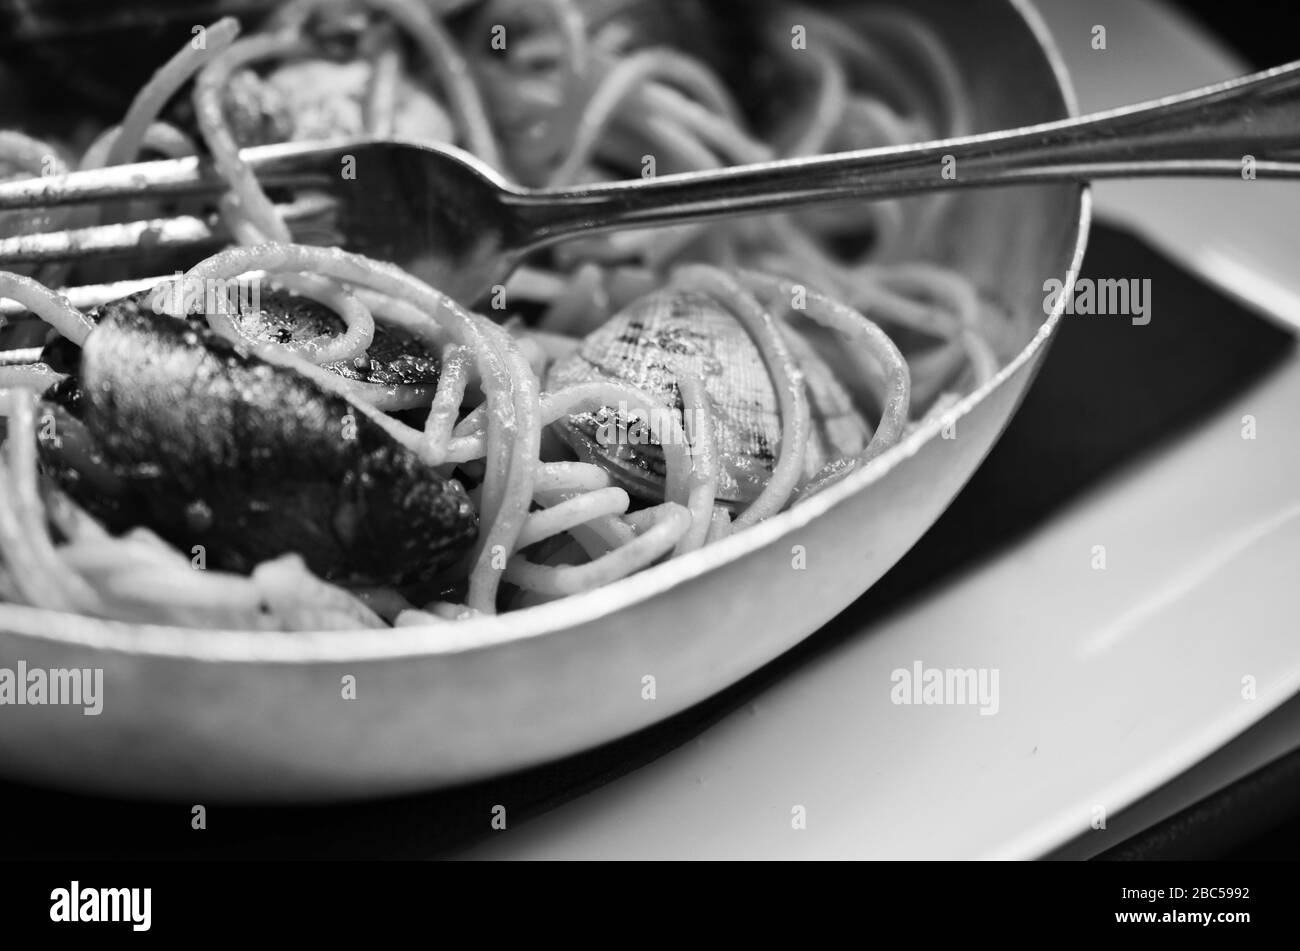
[0,0,1012,629]
[546,287,872,506]
[37,291,477,587]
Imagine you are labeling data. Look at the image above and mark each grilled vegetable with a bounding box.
[39,293,477,585]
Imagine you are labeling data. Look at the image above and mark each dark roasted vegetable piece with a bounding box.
[43,287,442,387]
[40,298,476,586]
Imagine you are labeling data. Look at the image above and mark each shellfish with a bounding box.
[546,288,870,506]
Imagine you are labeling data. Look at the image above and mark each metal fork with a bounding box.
[3,58,1300,309]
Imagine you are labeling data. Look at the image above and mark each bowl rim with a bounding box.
[0,0,1094,663]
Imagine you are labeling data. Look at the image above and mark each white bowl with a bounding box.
[0,0,1090,800]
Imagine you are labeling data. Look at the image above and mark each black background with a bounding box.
[1173,0,1298,70]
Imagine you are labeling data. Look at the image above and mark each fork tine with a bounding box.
[0,215,227,266]
[0,193,340,267]
[0,153,326,212]
[0,347,46,365]
[0,158,212,211]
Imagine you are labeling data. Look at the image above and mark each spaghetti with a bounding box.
[0,0,1013,629]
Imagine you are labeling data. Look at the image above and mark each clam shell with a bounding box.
[547,289,868,505]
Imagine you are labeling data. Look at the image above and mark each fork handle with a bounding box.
[511,60,1300,243]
